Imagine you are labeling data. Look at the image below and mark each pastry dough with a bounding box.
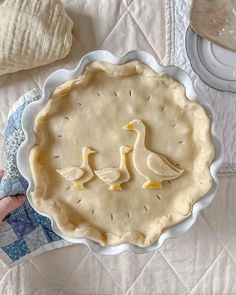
[190,0,236,51]
[29,61,214,247]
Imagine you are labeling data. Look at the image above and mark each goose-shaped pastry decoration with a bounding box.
[56,146,96,189]
[94,145,132,191]
[123,119,184,189]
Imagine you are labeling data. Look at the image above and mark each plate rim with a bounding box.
[185,25,236,93]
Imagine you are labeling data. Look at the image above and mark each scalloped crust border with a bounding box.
[29,61,214,247]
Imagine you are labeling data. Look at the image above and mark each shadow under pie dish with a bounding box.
[17,50,222,253]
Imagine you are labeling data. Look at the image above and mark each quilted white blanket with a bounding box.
[0,0,236,294]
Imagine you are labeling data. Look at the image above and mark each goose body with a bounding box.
[95,145,132,190]
[56,146,96,189]
[123,119,183,189]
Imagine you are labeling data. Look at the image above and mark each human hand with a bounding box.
[0,170,26,224]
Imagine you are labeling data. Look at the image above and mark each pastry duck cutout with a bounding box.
[56,146,96,189]
[123,119,184,189]
[94,145,132,191]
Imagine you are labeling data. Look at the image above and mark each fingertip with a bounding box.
[17,195,26,201]
[0,170,4,179]
[17,194,26,198]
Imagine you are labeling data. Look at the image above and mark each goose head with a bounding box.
[120,145,133,154]
[83,147,96,156]
[123,119,145,132]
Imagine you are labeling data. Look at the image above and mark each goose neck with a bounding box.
[134,128,145,150]
[82,149,89,167]
[119,150,127,169]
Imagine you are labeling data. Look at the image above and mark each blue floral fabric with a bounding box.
[0,90,62,263]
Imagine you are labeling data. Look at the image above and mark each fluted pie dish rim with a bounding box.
[17,50,223,254]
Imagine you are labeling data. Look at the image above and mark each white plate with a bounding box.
[17,50,223,255]
[186,26,236,93]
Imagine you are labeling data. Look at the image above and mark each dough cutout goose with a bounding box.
[123,119,184,189]
[56,146,96,189]
[95,145,132,190]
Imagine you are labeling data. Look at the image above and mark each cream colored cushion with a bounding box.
[0,0,73,76]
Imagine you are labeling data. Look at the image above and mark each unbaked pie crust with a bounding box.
[29,61,214,247]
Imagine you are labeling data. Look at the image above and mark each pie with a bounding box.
[29,61,214,247]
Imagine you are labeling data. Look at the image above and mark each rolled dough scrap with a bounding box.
[190,0,236,51]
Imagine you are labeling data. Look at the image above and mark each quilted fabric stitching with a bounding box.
[0,74,10,88]
[121,0,136,8]
[93,251,156,294]
[98,8,129,50]
[91,252,125,294]
[127,0,173,64]
[25,71,41,93]
[55,250,92,294]
[154,213,225,292]
[124,251,158,294]
[191,214,232,290]
[225,238,236,266]
[201,212,236,266]
[125,8,161,62]
[159,251,190,292]
[218,163,236,176]
[166,0,175,65]
[0,259,48,286]
[70,35,86,56]
[91,0,133,51]
[28,259,58,292]
[190,248,225,293]
[122,0,136,7]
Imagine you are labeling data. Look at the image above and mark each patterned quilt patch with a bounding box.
[0,90,62,263]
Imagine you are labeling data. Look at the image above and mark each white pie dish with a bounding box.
[17,50,223,254]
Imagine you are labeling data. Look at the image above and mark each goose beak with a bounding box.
[88,148,96,154]
[123,122,135,130]
[125,146,133,152]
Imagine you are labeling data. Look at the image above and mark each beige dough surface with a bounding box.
[190,0,236,51]
[29,61,214,247]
